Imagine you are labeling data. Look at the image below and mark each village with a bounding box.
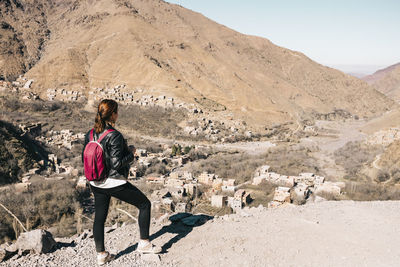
[1,76,348,218]
[12,120,344,217]
[1,78,252,143]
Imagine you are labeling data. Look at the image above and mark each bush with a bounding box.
[263,144,321,176]
[171,144,182,156]
[183,146,193,154]
[376,170,390,183]
[343,182,400,201]
[390,168,400,184]
[334,141,383,180]
[0,179,89,242]
[145,162,168,176]
[183,152,266,184]
[1,95,20,111]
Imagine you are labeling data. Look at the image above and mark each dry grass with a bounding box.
[182,144,321,184]
[334,141,383,181]
[0,179,89,242]
[263,144,321,175]
[342,182,400,201]
[183,152,267,184]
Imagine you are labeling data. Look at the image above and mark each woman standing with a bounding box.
[82,99,161,265]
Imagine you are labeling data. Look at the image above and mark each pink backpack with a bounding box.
[83,128,115,181]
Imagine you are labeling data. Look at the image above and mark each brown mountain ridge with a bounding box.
[363,63,400,103]
[0,0,395,128]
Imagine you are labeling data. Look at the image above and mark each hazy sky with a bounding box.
[166,0,400,74]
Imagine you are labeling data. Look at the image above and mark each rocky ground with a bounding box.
[2,200,400,267]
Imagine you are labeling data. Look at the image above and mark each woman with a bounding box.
[82,99,161,265]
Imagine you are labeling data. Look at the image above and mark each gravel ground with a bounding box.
[2,201,400,267]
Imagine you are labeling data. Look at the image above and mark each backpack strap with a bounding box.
[89,128,94,141]
[97,129,115,143]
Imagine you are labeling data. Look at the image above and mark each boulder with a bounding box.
[15,229,56,254]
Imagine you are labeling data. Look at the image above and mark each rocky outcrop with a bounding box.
[0,0,51,80]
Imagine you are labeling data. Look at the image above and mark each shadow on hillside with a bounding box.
[115,213,212,258]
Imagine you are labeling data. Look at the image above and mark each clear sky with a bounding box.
[165,0,400,74]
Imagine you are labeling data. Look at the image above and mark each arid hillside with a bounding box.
[0,0,51,81]
[377,140,400,179]
[363,63,400,103]
[0,120,42,185]
[0,0,395,128]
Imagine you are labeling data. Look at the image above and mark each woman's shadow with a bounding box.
[115,213,213,258]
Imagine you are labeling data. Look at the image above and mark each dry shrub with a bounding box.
[263,144,321,175]
[334,141,383,180]
[375,170,390,183]
[390,168,400,184]
[0,95,20,111]
[0,179,88,242]
[183,152,267,184]
[145,161,168,176]
[343,182,400,201]
[1,94,93,135]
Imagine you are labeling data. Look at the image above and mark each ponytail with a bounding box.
[93,99,118,133]
[94,111,106,133]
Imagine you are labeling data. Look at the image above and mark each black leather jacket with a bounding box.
[82,124,134,178]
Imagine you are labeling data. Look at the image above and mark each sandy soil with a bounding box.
[160,201,400,267]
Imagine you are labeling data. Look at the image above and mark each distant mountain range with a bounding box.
[0,0,395,128]
[362,63,400,103]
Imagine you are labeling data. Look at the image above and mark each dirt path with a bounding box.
[160,201,400,267]
[4,201,400,267]
[372,154,383,170]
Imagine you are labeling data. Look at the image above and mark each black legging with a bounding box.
[90,182,151,252]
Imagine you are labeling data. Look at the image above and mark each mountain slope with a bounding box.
[363,63,400,102]
[0,120,41,185]
[0,0,395,128]
[0,0,51,81]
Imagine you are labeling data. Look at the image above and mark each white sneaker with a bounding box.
[97,251,115,265]
[136,242,162,254]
